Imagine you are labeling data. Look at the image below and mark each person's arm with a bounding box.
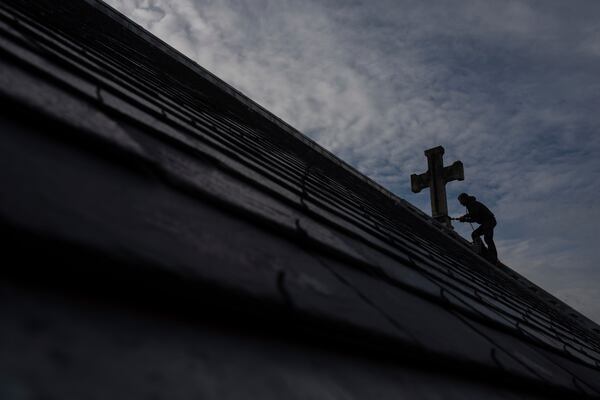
[458,214,472,222]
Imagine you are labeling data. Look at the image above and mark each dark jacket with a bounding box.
[462,196,495,225]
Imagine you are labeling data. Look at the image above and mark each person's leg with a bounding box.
[471,225,483,242]
[471,226,486,255]
[482,226,497,262]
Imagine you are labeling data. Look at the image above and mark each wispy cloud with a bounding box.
[104,0,600,323]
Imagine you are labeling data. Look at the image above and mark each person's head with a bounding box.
[458,193,470,206]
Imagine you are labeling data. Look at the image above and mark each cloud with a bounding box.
[103,0,600,323]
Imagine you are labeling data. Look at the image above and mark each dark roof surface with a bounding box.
[1,0,599,398]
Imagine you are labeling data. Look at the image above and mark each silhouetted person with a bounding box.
[456,193,498,263]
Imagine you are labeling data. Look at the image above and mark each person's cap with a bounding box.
[458,193,469,201]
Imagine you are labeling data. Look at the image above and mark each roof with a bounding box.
[0,0,599,398]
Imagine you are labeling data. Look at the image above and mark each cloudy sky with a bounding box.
[104,0,600,323]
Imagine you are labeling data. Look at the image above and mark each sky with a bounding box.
[104,0,600,323]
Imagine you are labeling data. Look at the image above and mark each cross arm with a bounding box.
[442,161,464,183]
[410,172,430,193]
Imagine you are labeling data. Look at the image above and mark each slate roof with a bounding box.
[1,0,599,398]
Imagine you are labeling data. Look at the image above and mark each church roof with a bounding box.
[1,0,599,397]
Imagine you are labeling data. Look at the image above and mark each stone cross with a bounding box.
[411,146,464,227]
